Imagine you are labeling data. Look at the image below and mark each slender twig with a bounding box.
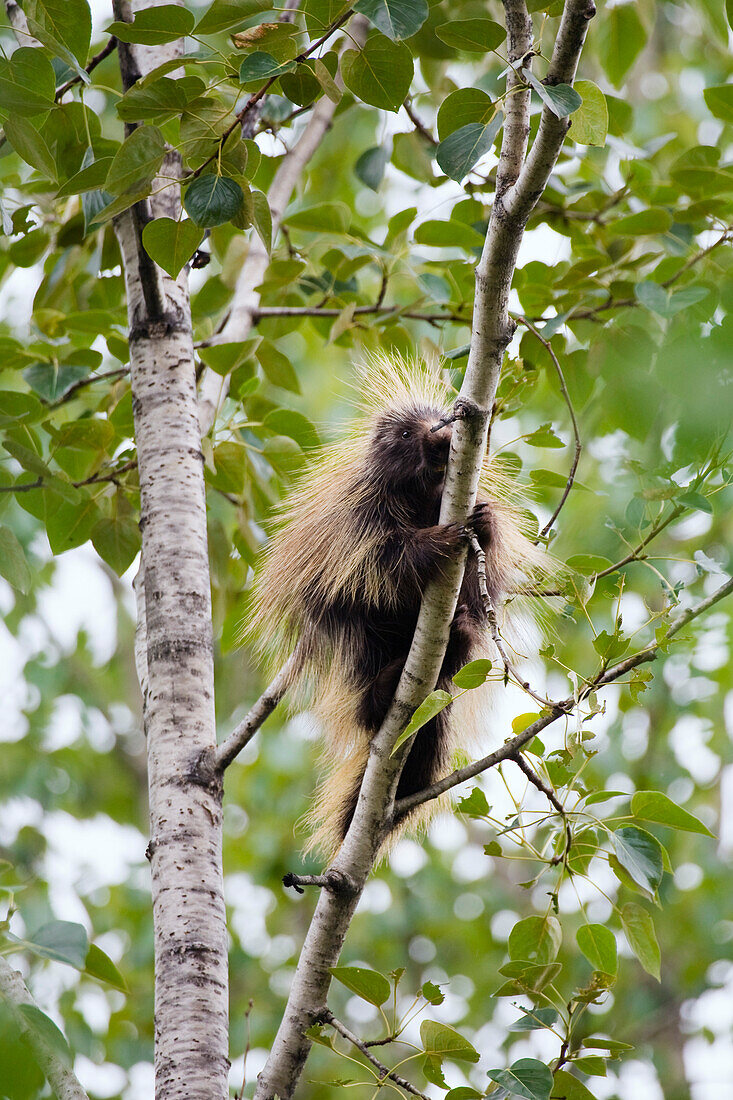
[468,532,555,708]
[402,98,438,146]
[251,304,468,323]
[515,314,581,539]
[214,654,297,771]
[594,504,685,579]
[395,573,733,816]
[49,366,129,406]
[282,870,358,894]
[318,1009,430,1100]
[190,9,354,181]
[0,459,137,494]
[509,751,571,863]
[55,36,119,99]
[560,228,733,323]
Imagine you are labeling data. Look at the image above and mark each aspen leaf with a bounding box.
[142,218,204,278]
[341,36,413,112]
[330,966,391,1005]
[353,0,428,41]
[392,690,452,753]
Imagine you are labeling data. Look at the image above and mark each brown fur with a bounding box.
[248,355,553,857]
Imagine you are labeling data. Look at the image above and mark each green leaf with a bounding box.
[565,554,613,576]
[184,175,244,228]
[195,0,270,35]
[457,787,489,818]
[552,1070,598,1100]
[341,35,414,112]
[0,47,56,117]
[142,218,204,278]
[511,712,541,734]
[436,113,503,181]
[435,19,504,53]
[417,981,442,1006]
[3,116,56,178]
[597,3,648,87]
[85,943,128,991]
[329,966,391,1005]
[105,125,166,195]
[621,903,661,980]
[0,526,32,594]
[524,424,564,448]
[239,51,296,83]
[631,791,714,837]
[23,361,89,402]
[355,145,390,190]
[522,70,581,118]
[452,658,492,688]
[26,0,91,67]
[107,4,195,45]
[420,1020,479,1063]
[704,84,733,124]
[285,202,351,233]
[118,76,205,123]
[487,1058,553,1100]
[200,340,258,376]
[508,914,562,965]
[391,689,452,754]
[252,190,272,251]
[354,0,428,41]
[26,920,88,968]
[612,826,664,896]
[437,88,494,140]
[18,1005,71,1064]
[45,494,101,555]
[613,209,673,235]
[91,516,141,576]
[576,924,618,975]
[508,1007,558,1032]
[263,408,319,448]
[414,219,484,249]
[570,80,607,145]
[256,343,300,393]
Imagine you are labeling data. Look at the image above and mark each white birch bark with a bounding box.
[253,3,596,1097]
[113,4,228,1099]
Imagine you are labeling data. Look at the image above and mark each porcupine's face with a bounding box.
[370,406,452,493]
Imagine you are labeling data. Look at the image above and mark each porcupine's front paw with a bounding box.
[467,502,493,548]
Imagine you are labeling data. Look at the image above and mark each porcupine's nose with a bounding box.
[428,421,451,471]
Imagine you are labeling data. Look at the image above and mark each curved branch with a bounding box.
[214,654,297,772]
[318,1009,430,1100]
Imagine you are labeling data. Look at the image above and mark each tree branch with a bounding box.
[317,1009,430,1100]
[55,36,119,99]
[0,957,89,1100]
[515,314,582,539]
[214,654,297,772]
[395,573,733,815]
[509,751,571,862]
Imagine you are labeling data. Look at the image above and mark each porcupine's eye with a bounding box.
[401,430,410,438]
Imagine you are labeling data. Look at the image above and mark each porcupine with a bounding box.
[249,356,551,857]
